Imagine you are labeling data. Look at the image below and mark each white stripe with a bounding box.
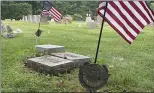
[114,1,142,31]
[49,11,60,21]
[143,2,154,21]
[134,1,153,23]
[108,3,137,37]
[49,10,60,20]
[52,7,62,16]
[123,1,147,25]
[50,9,61,19]
[100,9,133,42]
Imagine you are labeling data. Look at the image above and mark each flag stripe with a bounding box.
[143,2,154,21]
[110,2,140,34]
[52,7,62,17]
[140,2,154,22]
[49,10,60,21]
[135,2,153,23]
[108,3,138,36]
[98,1,154,44]
[107,7,136,39]
[129,1,150,24]
[123,1,147,26]
[119,2,144,28]
[50,8,61,19]
[49,9,60,19]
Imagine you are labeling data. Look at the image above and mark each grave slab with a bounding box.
[26,55,77,75]
[51,52,91,67]
[35,44,65,54]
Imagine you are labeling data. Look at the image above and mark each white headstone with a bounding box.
[22,16,24,21]
[32,15,37,23]
[51,19,54,22]
[28,15,32,22]
[25,16,28,22]
[36,15,41,23]
[12,19,15,21]
[85,17,92,23]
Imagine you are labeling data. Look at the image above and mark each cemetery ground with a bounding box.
[1,20,154,92]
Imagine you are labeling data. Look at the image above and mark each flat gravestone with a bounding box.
[51,52,91,67]
[26,55,74,75]
[35,45,65,54]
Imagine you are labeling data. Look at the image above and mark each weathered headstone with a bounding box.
[36,15,41,23]
[22,16,24,21]
[24,16,28,22]
[26,53,91,75]
[12,19,15,22]
[35,44,65,54]
[3,25,16,38]
[28,15,32,23]
[51,52,91,67]
[1,21,7,32]
[32,15,37,23]
[26,56,73,75]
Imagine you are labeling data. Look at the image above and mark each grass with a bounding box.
[1,20,154,92]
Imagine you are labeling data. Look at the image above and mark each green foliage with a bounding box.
[72,14,83,21]
[52,1,99,20]
[1,3,32,20]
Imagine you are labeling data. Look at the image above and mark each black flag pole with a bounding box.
[94,1,108,64]
[35,1,45,47]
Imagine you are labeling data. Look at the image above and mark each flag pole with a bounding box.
[94,1,108,64]
[35,1,45,47]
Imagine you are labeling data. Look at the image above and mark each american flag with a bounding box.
[98,1,154,44]
[42,1,62,22]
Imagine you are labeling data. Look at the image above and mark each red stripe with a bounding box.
[50,8,61,19]
[120,1,144,29]
[52,7,62,17]
[110,2,140,34]
[129,1,150,24]
[98,11,132,44]
[140,2,154,22]
[107,8,136,40]
[49,11,60,21]
[50,9,61,19]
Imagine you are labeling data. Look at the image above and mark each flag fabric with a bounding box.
[43,1,62,22]
[42,9,49,15]
[35,29,43,37]
[98,1,154,44]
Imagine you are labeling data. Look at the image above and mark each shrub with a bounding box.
[1,3,32,20]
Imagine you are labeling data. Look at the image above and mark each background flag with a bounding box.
[43,1,62,22]
[98,1,154,44]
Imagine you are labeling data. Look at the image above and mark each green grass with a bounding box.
[1,20,154,92]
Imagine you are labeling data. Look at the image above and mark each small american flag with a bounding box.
[43,1,62,22]
[98,1,154,44]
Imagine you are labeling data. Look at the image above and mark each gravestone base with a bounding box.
[35,44,65,54]
[26,53,91,75]
[51,52,91,67]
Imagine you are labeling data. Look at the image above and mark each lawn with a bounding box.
[1,20,154,92]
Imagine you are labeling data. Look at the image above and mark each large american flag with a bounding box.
[42,1,62,22]
[98,1,154,44]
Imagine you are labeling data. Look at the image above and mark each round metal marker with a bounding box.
[79,63,110,91]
